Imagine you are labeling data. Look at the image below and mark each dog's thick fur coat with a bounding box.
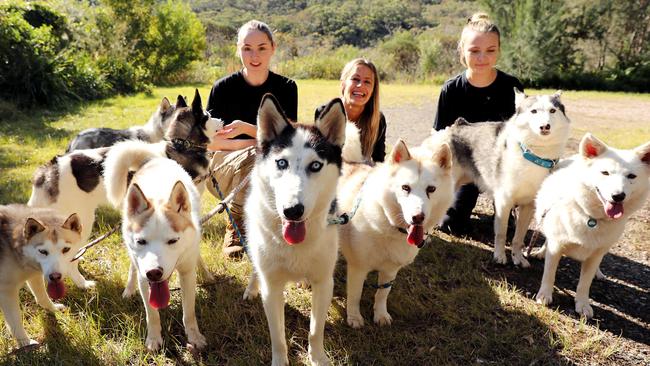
[0,205,82,347]
[338,139,454,328]
[533,134,650,318]
[243,95,346,365]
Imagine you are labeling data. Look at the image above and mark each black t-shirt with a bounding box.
[314,104,386,163]
[433,70,524,130]
[206,70,298,139]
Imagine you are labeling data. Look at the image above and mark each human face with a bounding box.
[238,29,274,73]
[342,64,375,108]
[462,29,499,74]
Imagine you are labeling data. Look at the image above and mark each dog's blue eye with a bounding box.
[531,109,537,114]
[308,161,323,172]
[62,247,70,254]
[402,185,411,193]
[167,238,179,245]
[39,249,48,256]
[136,239,147,245]
[601,171,609,176]
[276,159,288,170]
[627,173,637,179]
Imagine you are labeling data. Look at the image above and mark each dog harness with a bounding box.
[327,176,369,225]
[519,142,558,169]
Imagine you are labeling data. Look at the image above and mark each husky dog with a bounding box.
[533,134,650,318]
[429,89,570,266]
[66,97,177,152]
[28,89,220,246]
[338,139,454,328]
[104,154,207,351]
[0,205,82,347]
[242,95,345,365]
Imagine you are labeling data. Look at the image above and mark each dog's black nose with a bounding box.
[146,268,163,282]
[412,213,425,225]
[540,124,551,131]
[611,192,626,202]
[283,204,304,221]
[49,272,62,282]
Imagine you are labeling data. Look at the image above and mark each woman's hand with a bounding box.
[216,120,257,139]
[208,120,257,151]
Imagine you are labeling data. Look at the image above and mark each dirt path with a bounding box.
[382,93,650,363]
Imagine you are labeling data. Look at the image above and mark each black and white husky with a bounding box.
[425,89,570,267]
[28,90,220,286]
[66,97,177,152]
[242,95,346,366]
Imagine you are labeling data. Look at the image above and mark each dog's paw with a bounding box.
[122,286,137,299]
[52,302,66,312]
[493,250,508,265]
[187,329,207,350]
[242,286,259,301]
[575,299,594,319]
[374,311,393,326]
[595,268,606,280]
[145,334,163,352]
[535,289,553,306]
[512,252,531,268]
[17,338,39,348]
[271,353,289,366]
[346,313,365,328]
[308,350,331,366]
[81,280,97,289]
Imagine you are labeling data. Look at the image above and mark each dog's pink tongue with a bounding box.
[47,280,66,300]
[605,202,624,219]
[148,280,170,309]
[282,221,306,245]
[407,225,424,246]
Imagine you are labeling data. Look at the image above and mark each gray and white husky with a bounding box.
[242,94,346,366]
[533,133,650,318]
[66,97,177,152]
[425,89,570,267]
[0,205,82,347]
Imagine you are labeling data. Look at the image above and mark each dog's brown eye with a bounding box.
[62,247,70,254]
[426,186,436,194]
[136,239,147,245]
[167,238,179,245]
[402,185,411,193]
[627,173,637,179]
[550,108,556,113]
[601,171,609,176]
[531,109,537,114]
[39,249,49,256]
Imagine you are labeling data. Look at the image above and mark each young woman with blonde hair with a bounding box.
[434,12,524,234]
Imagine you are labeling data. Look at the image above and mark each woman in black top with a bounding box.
[315,58,386,163]
[206,20,298,257]
[434,13,524,234]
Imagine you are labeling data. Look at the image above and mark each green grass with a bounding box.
[1,82,647,365]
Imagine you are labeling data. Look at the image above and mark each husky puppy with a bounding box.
[28,89,219,249]
[533,134,650,318]
[338,139,454,328]
[430,89,570,266]
[242,95,345,366]
[103,155,207,351]
[0,205,82,347]
[66,97,177,152]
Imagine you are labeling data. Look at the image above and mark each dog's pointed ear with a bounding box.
[24,218,46,242]
[176,95,187,108]
[389,139,411,164]
[580,133,608,159]
[553,90,563,99]
[634,140,650,168]
[127,183,151,217]
[160,97,171,113]
[191,89,203,116]
[62,213,82,235]
[514,88,526,109]
[257,93,291,143]
[433,143,453,170]
[168,181,190,216]
[315,98,346,147]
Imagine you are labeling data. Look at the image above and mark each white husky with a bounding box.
[242,95,346,366]
[428,89,570,267]
[338,139,454,328]
[0,205,82,347]
[103,154,208,351]
[533,133,650,318]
